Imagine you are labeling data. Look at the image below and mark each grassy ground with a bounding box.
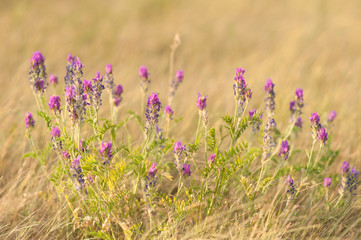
[1,0,361,239]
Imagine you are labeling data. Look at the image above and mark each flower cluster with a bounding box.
[328,110,337,123]
[197,92,208,126]
[286,175,297,199]
[49,74,58,85]
[182,164,191,177]
[233,68,252,118]
[25,112,35,130]
[279,140,290,160]
[310,112,328,146]
[139,66,150,93]
[71,156,86,192]
[50,127,62,150]
[323,177,332,187]
[145,163,158,196]
[164,105,174,119]
[48,95,61,115]
[29,51,47,94]
[145,93,162,133]
[104,64,114,89]
[208,154,216,164]
[339,161,360,196]
[261,119,276,162]
[113,84,123,107]
[100,141,113,165]
[264,78,275,120]
[92,71,105,111]
[249,109,262,134]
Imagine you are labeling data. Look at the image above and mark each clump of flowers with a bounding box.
[139,65,150,93]
[92,71,105,111]
[261,119,276,162]
[145,93,162,134]
[29,51,47,94]
[145,163,158,196]
[50,127,62,150]
[328,110,337,123]
[25,112,35,130]
[264,78,275,120]
[100,141,113,165]
[104,64,114,90]
[208,154,216,164]
[49,74,58,85]
[164,105,174,119]
[286,175,297,200]
[71,156,86,193]
[48,95,61,115]
[279,140,290,160]
[318,127,328,146]
[197,92,208,126]
[339,161,360,197]
[310,112,328,145]
[113,84,123,107]
[173,141,186,169]
[182,164,191,177]
[323,177,332,187]
[249,109,262,134]
[233,68,252,119]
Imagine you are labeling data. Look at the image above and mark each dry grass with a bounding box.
[1,0,361,238]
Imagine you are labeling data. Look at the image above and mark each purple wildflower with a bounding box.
[182,164,191,177]
[88,174,94,183]
[323,177,332,187]
[83,80,92,92]
[29,51,47,94]
[145,93,162,133]
[48,96,61,114]
[25,112,35,129]
[62,151,70,159]
[208,154,216,164]
[328,110,337,123]
[341,161,350,173]
[175,70,184,83]
[139,66,150,93]
[310,112,320,125]
[197,93,207,111]
[318,127,328,145]
[295,117,303,129]
[92,71,105,111]
[289,101,296,113]
[113,84,123,106]
[173,141,185,156]
[30,51,45,69]
[286,175,296,199]
[50,127,61,138]
[104,64,114,90]
[100,141,112,165]
[149,163,158,178]
[295,89,303,103]
[49,74,58,85]
[164,105,174,118]
[264,78,275,119]
[340,163,360,196]
[71,156,86,192]
[249,109,257,119]
[233,68,251,119]
[261,119,276,161]
[279,140,290,160]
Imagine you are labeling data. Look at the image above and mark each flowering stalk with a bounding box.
[29,51,48,111]
[197,92,208,160]
[264,78,275,121]
[144,93,161,139]
[324,177,331,202]
[286,175,297,203]
[233,68,252,128]
[71,156,86,193]
[339,161,360,200]
[99,141,113,165]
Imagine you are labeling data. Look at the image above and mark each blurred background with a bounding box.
[0,0,361,235]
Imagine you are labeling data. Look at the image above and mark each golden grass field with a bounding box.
[1,0,361,239]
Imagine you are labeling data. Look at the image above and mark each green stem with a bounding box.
[195,115,201,142]
[312,145,323,168]
[307,139,316,172]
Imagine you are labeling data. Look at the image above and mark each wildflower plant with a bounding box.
[23,50,357,239]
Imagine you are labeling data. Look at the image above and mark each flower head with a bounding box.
[25,112,35,129]
[83,80,92,92]
[279,140,290,160]
[341,161,350,173]
[318,127,328,145]
[48,95,61,114]
[310,112,320,125]
[323,177,332,187]
[264,78,275,93]
[208,154,216,164]
[295,89,303,103]
[289,101,296,113]
[50,127,61,138]
[62,151,70,159]
[249,109,257,119]
[173,141,185,155]
[183,164,191,177]
[105,64,112,75]
[295,117,303,129]
[328,110,337,123]
[30,51,45,69]
[100,141,113,164]
[286,175,296,199]
[197,92,207,111]
[164,105,174,118]
[49,74,58,85]
[149,163,158,178]
[114,84,123,97]
[145,93,162,132]
[175,70,184,83]
[139,65,149,79]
